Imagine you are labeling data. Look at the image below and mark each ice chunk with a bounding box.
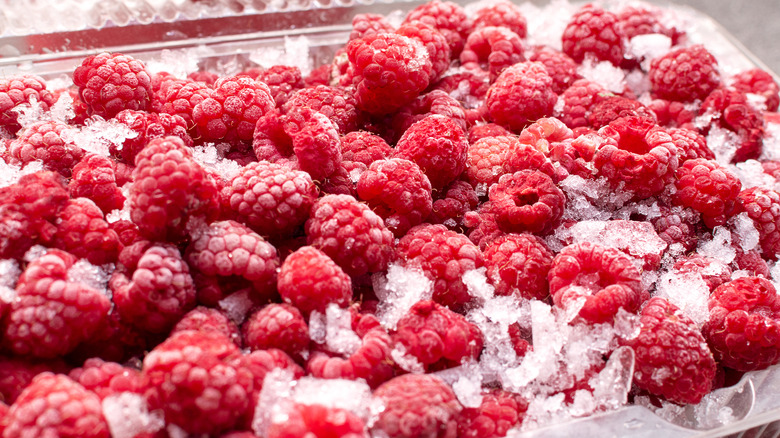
[13,96,47,129]
[697,226,736,265]
[145,47,210,78]
[250,36,313,76]
[730,212,760,252]
[67,259,114,300]
[390,344,425,374]
[253,368,297,437]
[218,289,254,324]
[373,263,432,331]
[309,304,361,356]
[291,377,379,422]
[577,59,626,94]
[106,183,132,223]
[563,220,667,269]
[49,91,76,123]
[190,144,242,182]
[463,268,494,301]
[61,117,137,157]
[0,159,45,189]
[730,160,780,192]
[468,295,528,385]
[0,259,21,304]
[102,392,164,438]
[761,119,780,161]
[23,244,48,263]
[705,124,740,166]
[654,270,710,326]
[625,34,672,71]
[519,0,578,50]
[434,362,483,408]
[558,175,632,224]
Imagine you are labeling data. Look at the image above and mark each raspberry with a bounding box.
[402,0,470,57]
[252,108,294,162]
[142,330,254,435]
[283,85,360,134]
[393,114,468,190]
[460,27,524,82]
[673,158,741,228]
[428,179,479,228]
[586,95,656,129]
[616,4,677,41]
[278,246,353,316]
[255,65,305,108]
[192,75,275,147]
[488,170,565,235]
[471,1,527,38]
[737,187,780,259]
[110,219,141,248]
[557,79,610,129]
[267,403,367,438]
[350,13,395,41]
[528,46,580,94]
[347,33,432,115]
[244,303,309,359]
[321,160,364,197]
[762,160,780,181]
[0,75,56,135]
[393,300,483,371]
[483,233,554,300]
[52,197,121,265]
[504,138,559,181]
[466,135,512,188]
[7,120,84,177]
[699,87,764,163]
[173,306,242,346]
[372,374,462,438]
[0,357,67,405]
[561,5,625,66]
[516,117,574,157]
[340,131,393,166]
[3,373,110,438]
[112,109,192,164]
[396,224,484,310]
[649,45,721,102]
[390,90,468,143]
[68,154,126,215]
[68,358,143,400]
[731,68,780,111]
[667,127,714,162]
[186,220,280,303]
[3,249,111,358]
[732,247,771,278]
[485,62,557,132]
[548,242,647,324]
[220,161,317,239]
[433,67,491,115]
[397,20,452,83]
[290,107,343,181]
[356,158,433,237]
[457,389,528,438]
[594,116,679,200]
[647,98,696,128]
[187,69,219,86]
[129,136,219,242]
[72,52,153,119]
[464,203,505,250]
[467,123,510,143]
[157,79,212,134]
[650,206,700,252]
[307,325,395,388]
[672,255,732,292]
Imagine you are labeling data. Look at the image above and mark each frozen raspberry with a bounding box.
[762,160,780,181]
[402,0,469,56]
[187,69,219,86]
[699,87,765,163]
[0,357,67,405]
[427,181,479,229]
[278,246,352,316]
[283,85,360,134]
[350,13,395,41]
[528,46,579,94]
[52,197,121,265]
[557,79,610,129]
[471,1,527,38]
[504,138,559,180]
[290,107,343,181]
[68,358,143,400]
[393,114,468,190]
[731,68,780,111]
[72,52,153,119]
[733,246,771,278]
[372,374,462,438]
[464,203,505,250]
[173,306,242,346]
[68,154,126,215]
[192,75,275,147]
[517,117,574,156]
[460,27,524,82]
[3,373,109,438]
[397,20,452,83]
[112,109,192,164]
[647,98,697,128]
[737,187,780,259]
[252,108,294,162]
[672,255,732,292]
[390,90,468,143]
[616,4,678,41]
[432,67,491,114]
[549,242,647,324]
[356,158,433,237]
[129,136,219,242]
[667,127,714,162]
[321,160,364,197]
[244,303,309,359]
[255,65,305,108]
[397,224,484,310]
[347,33,432,115]
[561,5,625,66]
[488,170,565,235]
[0,75,55,135]
[457,389,528,438]
[467,123,510,143]
[650,206,700,252]
[186,220,280,302]
[586,96,656,129]
[142,330,254,435]
[594,116,678,200]
[673,158,741,228]
[7,120,84,177]
[267,403,367,438]
[484,233,554,300]
[486,61,557,132]
[622,297,716,405]
[3,249,111,358]
[393,300,483,371]
[649,45,721,102]
[340,131,393,166]
[110,219,141,248]
[466,135,511,188]
[157,79,212,134]
[112,244,196,333]
[69,308,149,364]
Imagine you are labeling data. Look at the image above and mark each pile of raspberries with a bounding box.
[0,0,779,437]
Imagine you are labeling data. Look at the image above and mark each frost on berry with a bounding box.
[486,61,557,132]
[72,52,153,119]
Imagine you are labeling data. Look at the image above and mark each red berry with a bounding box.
[649,45,721,102]
[290,107,343,181]
[667,127,714,162]
[256,65,305,108]
[72,52,153,119]
[428,180,480,228]
[699,87,764,163]
[52,197,121,265]
[397,20,452,83]
[460,27,525,82]
[616,4,677,41]
[173,306,242,346]
[244,303,309,359]
[267,403,368,438]
[69,154,126,215]
[484,233,554,300]
[69,357,143,400]
[650,205,700,252]
[561,5,625,66]
[157,79,212,135]
[488,170,565,235]
[112,109,192,164]
[457,389,528,438]
[0,357,67,405]
[672,255,732,292]
[528,46,580,94]
[340,131,393,166]
[0,75,55,135]
[390,90,467,144]
[586,95,656,129]
[350,13,395,41]
[486,61,557,132]
[557,79,610,129]
[278,246,352,316]
[647,98,696,128]
[402,0,470,57]
[731,68,780,111]
[471,1,527,38]
[7,120,84,177]
[307,324,394,388]
[673,158,741,228]
[283,85,360,134]
[737,187,780,260]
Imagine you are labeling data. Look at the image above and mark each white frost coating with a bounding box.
[519,0,578,50]
[190,144,242,182]
[0,259,21,304]
[390,344,425,374]
[730,160,780,192]
[253,368,296,438]
[50,91,76,123]
[697,226,736,265]
[771,261,780,292]
[373,263,432,331]
[23,244,48,263]
[730,212,760,252]
[577,59,626,94]
[61,117,138,157]
[625,34,672,71]
[0,159,46,189]
[706,124,741,166]
[761,120,780,161]
[291,377,379,422]
[249,36,313,76]
[309,304,361,356]
[435,362,484,408]
[463,268,494,301]
[13,96,46,129]
[102,392,165,438]
[67,259,114,300]
[563,220,667,265]
[654,270,710,326]
[218,289,254,324]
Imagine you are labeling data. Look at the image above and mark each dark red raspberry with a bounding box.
[278,246,352,316]
[457,389,528,438]
[428,180,480,228]
[649,45,721,102]
[347,33,432,115]
[594,116,679,200]
[142,330,254,435]
[220,161,317,239]
[372,374,462,438]
[616,4,678,41]
[72,52,153,119]
[255,65,305,108]
[402,0,470,57]
[622,297,716,405]
[110,219,141,248]
[129,136,219,242]
[561,5,625,66]
[0,75,56,135]
[488,170,565,235]
[672,255,732,292]
[3,373,110,438]
[667,127,714,162]
[471,1,527,38]
[650,206,700,252]
[340,131,393,166]
[485,61,557,132]
[244,303,309,359]
[484,233,554,300]
[192,75,275,147]
[432,68,491,117]
[586,95,656,129]
[731,68,780,111]
[466,135,512,188]
[252,108,295,162]
[673,158,741,228]
[173,306,242,346]
[528,46,580,94]
[557,79,610,129]
[464,203,505,250]
[283,85,360,134]
[52,197,121,265]
[350,13,395,41]
[112,243,196,333]
[397,20,452,83]
[647,98,697,128]
[396,224,484,310]
[68,358,143,400]
[157,79,212,135]
[467,123,510,143]
[3,249,111,358]
[737,187,780,259]
[393,114,468,190]
[68,154,126,215]
[356,158,433,237]
[393,300,483,371]
[460,27,524,82]
[290,107,343,181]
[7,120,84,177]
[112,109,192,164]
[321,160,364,197]
[549,242,647,324]
[504,137,559,181]
[267,403,367,438]
[0,357,67,405]
[699,87,764,163]
[390,90,467,143]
